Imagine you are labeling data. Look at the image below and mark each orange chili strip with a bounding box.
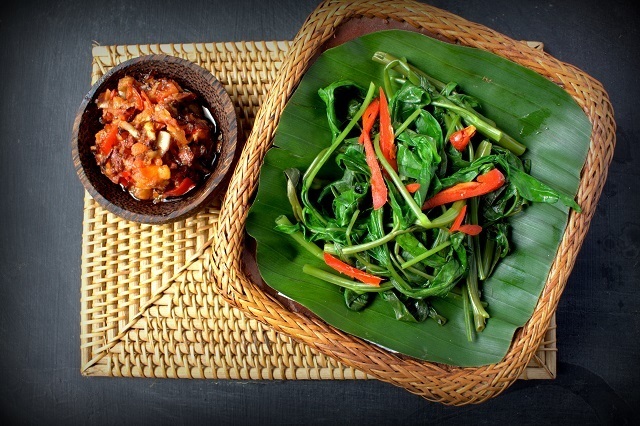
[378,87,397,171]
[422,168,506,209]
[362,132,387,210]
[449,204,483,235]
[458,224,483,236]
[359,97,387,210]
[163,177,196,198]
[359,98,380,144]
[477,168,502,184]
[450,125,477,151]
[323,253,383,286]
[405,183,421,193]
[449,204,468,233]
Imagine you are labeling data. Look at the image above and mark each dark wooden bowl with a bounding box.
[71,54,237,224]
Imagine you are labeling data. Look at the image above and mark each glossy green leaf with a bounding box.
[246,30,590,366]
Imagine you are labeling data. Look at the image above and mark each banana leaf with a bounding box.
[246,30,590,366]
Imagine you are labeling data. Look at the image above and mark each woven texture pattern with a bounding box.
[81,40,365,380]
[210,0,615,404]
[80,39,557,383]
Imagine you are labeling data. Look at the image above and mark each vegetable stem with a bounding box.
[462,283,474,342]
[275,215,324,261]
[431,99,526,155]
[345,209,360,245]
[285,169,304,223]
[400,241,451,270]
[472,140,492,280]
[324,224,408,256]
[429,200,466,228]
[475,140,493,159]
[394,108,423,135]
[303,265,394,292]
[373,51,445,91]
[466,236,490,332]
[404,265,435,281]
[479,238,496,281]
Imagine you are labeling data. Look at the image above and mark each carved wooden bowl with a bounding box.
[72,54,237,224]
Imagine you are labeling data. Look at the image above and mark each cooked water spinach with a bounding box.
[275,52,580,340]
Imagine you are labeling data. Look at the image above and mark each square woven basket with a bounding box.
[210,0,615,404]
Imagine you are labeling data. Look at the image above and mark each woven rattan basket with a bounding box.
[211,0,615,404]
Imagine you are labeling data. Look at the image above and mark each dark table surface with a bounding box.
[1,0,638,424]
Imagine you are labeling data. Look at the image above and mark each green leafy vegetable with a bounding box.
[246,30,590,366]
[277,52,581,338]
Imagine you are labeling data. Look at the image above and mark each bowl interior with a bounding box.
[72,54,237,224]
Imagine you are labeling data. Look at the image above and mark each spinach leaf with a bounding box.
[389,81,431,123]
[381,290,430,322]
[343,288,372,311]
[318,80,366,138]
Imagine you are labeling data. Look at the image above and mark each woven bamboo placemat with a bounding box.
[80,40,556,380]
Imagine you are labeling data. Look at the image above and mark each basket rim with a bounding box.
[211,0,615,405]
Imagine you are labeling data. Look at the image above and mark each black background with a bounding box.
[1,0,639,424]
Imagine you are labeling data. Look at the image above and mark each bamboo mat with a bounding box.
[80,40,556,380]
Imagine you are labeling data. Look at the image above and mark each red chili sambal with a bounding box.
[92,74,220,202]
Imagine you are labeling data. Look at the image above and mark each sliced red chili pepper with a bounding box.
[405,183,421,193]
[118,170,132,186]
[450,125,477,151]
[362,132,387,210]
[358,97,387,210]
[422,168,505,209]
[359,98,379,144]
[163,177,196,198]
[100,125,118,156]
[378,87,397,171]
[323,253,383,286]
[449,204,468,233]
[448,204,483,235]
[458,224,483,236]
